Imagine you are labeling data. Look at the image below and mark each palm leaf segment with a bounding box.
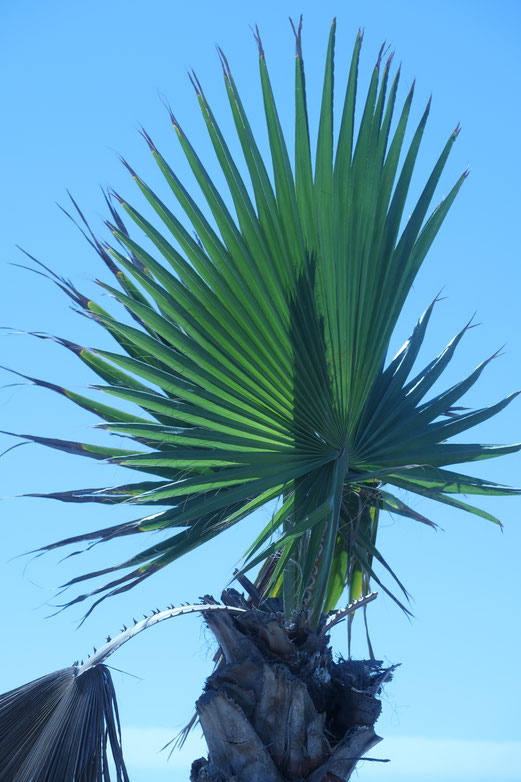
[13,21,520,624]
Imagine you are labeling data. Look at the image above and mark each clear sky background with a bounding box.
[1,1,520,780]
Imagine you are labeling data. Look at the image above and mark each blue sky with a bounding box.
[1,1,520,780]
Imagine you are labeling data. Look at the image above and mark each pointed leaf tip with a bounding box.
[216,45,231,78]
[289,14,303,55]
[158,93,176,125]
[119,157,138,179]
[138,126,156,152]
[377,41,386,68]
[252,24,264,57]
[385,50,395,70]
[187,68,204,98]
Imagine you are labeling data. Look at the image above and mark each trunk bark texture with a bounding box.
[190,591,393,782]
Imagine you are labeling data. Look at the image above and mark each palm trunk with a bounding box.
[190,591,393,782]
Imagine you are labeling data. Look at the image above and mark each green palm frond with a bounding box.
[6,20,519,624]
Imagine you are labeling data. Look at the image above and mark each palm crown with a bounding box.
[11,19,520,626]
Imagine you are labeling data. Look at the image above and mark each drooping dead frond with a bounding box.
[0,664,128,782]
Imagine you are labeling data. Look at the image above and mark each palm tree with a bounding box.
[1,18,519,782]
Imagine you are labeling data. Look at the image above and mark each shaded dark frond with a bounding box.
[0,665,129,782]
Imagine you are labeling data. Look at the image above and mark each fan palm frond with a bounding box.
[5,20,519,624]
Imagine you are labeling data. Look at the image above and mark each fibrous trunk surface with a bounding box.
[190,591,393,782]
